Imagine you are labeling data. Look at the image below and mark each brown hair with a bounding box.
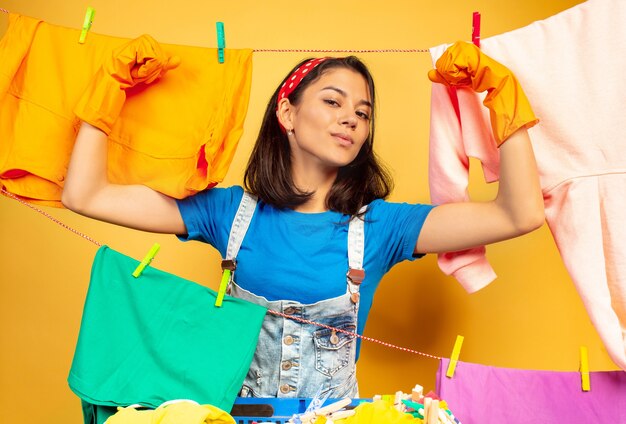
[243,56,393,217]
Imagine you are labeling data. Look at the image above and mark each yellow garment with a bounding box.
[74,34,182,135]
[104,402,235,424]
[428,41,538,146]
[336,400,421,424]
[0,14,253,207]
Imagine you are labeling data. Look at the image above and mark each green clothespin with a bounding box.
[215,259,236,307]
[79,6,96,44]
[132,243,160,278]
[401,400,425,419]
[216,22,225,63]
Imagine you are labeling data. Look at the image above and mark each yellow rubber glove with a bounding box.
[428,41,538,146]
[74,34,181,134]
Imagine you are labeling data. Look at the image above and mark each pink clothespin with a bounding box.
[472,11,481,47]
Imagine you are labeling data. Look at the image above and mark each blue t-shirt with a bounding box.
[176,186,434,340]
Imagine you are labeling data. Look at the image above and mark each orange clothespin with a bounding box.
[79,6,96,44]
[446,335,464,378]
[580,346,591,392]
[132,243,160,278]
[216,22,225,63]
[472,11,481,47]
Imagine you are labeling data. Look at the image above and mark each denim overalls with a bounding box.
[224,192,366,398]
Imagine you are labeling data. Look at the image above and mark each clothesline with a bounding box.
[254,48,429,53]
[0,7,429,53]
[0,187,442,362]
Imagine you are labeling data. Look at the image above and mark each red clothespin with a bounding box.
[472,11,481,47]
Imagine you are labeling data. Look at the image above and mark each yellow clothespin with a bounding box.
[446,335,464,378]
[580,346,590,392]
[79,6,96,44]
[216,22,225,63]
[132,243,160,278]
[215,259,236,307]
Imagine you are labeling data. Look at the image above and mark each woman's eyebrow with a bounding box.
[320,86,372,108]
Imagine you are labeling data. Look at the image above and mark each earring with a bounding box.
[287,129,294,136]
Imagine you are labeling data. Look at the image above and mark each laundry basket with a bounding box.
[230,397,367,424]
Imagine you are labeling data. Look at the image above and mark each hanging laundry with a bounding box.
[68,245,267,424]
[0,14,253,207]
[428,0,626,369]
[436,358,626,423]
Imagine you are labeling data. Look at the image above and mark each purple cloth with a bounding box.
[436,358,626,423]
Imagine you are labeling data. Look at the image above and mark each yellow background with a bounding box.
[0,0,611,422]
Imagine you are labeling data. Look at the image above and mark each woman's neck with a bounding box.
[291,165,337,213]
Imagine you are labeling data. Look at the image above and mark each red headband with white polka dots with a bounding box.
[276,57,331,126]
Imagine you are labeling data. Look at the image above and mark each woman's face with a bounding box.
[286,67,372,172]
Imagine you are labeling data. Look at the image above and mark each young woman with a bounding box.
[62,37,544,398]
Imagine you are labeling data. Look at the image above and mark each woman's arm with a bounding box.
[416,127,544,254]
[415,41,544,254]
[62,122,186,234]
[62,35,185,234]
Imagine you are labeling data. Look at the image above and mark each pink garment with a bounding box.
[428,0,626,369]
[436,358,626,424]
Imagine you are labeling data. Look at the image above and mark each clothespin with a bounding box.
[401,400,425,419]
[79,6,96,44]
[580,346,590,392]
[215,259,236,307]
[472,11,481,47]
[423,397,432,424]
[411,384,423,402]
[216,22,225,63]
[427,398,439,424]
[446,335,464,378]
[132,243,160,278]
[309,398,352,420]
[328,409,356,421]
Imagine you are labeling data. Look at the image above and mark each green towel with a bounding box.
[68,245,266,423]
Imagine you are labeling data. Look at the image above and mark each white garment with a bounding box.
[428,0,626,369]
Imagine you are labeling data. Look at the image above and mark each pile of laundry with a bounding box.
[286,384,461,424]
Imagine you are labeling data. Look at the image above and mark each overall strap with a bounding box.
[224,191,258,264]
[216,191,257,306]
[346,206,367,303]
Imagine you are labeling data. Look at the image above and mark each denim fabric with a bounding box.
[231,283,359,398]
[226,192,364,398]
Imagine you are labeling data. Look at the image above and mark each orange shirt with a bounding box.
[0,14,252,207]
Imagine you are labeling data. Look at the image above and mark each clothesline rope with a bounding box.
[1,188,102,246]
[1,187,441,361]
[0,8,429,53]
[253,48,429,53]
[268,309,441,360]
